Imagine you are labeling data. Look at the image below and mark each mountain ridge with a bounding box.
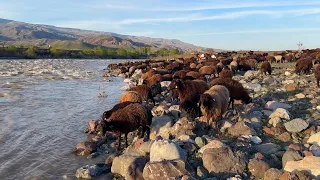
[0,18,215,52]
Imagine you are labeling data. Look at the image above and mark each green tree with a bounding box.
[117,48,127,57]
[83,49,94,57]
[7,45,17,56]
[24,46,37,58]
[158,48,170,56]
[49,48,60,57]
[93,46,106,58]
[128,49,139,58]
[170,48,180,56]
[107,48,115,57]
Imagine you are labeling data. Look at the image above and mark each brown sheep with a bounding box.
[295,58,313,75]
[129,85,155,104]
[173,70,189,79]
[145,74,162,86]
[102,101,135,121]
[186,71,203,79]
[266,56,276,63]
[119,91,143,103]
[200,85,230,128]
[189,63,197,70]
[97,103,152,150]
[199,66,217,77]
[209,78,252,109]
[219,66,233,78]
[230,60,238,74]
[162,74,173,81]
[260,61,272,75]
[315,64,320,87]
[168,79,209,119]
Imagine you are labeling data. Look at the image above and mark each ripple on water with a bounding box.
[0,59,136,179]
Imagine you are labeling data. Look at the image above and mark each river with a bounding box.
[0,59,134,180]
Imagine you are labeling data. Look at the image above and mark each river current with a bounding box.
[0,59,133,180]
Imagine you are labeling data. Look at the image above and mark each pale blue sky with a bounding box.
[1,0,320,50]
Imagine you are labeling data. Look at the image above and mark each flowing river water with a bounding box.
[0,59,135,180]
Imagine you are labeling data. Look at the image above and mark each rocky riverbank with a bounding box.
[73,60,320,180]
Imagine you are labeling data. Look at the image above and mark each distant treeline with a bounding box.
[0,45,181,59]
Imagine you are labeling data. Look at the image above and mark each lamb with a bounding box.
[295,58,313,75]
[315,64,320,87]
[260,61,272,75]
[129,85,155,104]
[199,85,230,128]
[168,79,209,119]
[219,66,233,78]
[209,78,252,109]
[98,103,152,150]
[119,91,143,103]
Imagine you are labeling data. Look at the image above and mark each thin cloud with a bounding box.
[90,1,320,12]
[175,28,320,36]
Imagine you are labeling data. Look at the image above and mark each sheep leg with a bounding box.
[124,133,128,147]
[117,134,122,150]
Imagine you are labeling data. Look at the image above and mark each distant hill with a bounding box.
[0,18,214,52]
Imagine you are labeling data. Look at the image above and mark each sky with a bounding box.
[1,0,320,50]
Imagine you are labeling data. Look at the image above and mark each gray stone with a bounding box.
[284,118,309,133]
[239,113,262,128]
[255,143,281,155]
[111,154,146,180]
[282,150,303,168]
[263,168,283,180]
[243,83,262,91]
[150,140,187,162]
[198,140,227,154]
[150,115,173,140]
[265,101,292,110]
[228,121,257,137]
[244,70,259,79]
[310,144,320,157]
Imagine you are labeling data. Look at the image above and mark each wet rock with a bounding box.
[284,118,309,133]
[248,159,270,178]
[202,147,247,178]
[76,165,92,179]
[265,101,292,110]
[150,140,187,162]
[307,132,320,145]
[295,93,305,99]
[282,150,303,168]
[310,144,320,157]
[197,166,209,179]
[73,141,97,156]
[150,115,173,140]
[285,83,298,92]
[111,154,146,180]
[170,117,196,138]
[278,132,291,142]
[264,168,283,180]
[284,156,320,176]
[76,164,109,179]
[195,137,207,148]
[255,143,281,155]
[228,121,257,137]
[198,140,227,154]
[142,159,194,180]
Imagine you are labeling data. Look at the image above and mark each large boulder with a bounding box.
[76,164,109,179]
[255,143,281,155]
[198,140,227,154]
[111,154,147,180]
[170,117,196,138]
[73,141,97,156]
[284,118,309,133]
[150,140,187,162]
[143,159,194,180]
[227,121,257,137]
[202,147,247,178]
[244,70,259,79]
[284,156,320,176]
[150,115,173,140]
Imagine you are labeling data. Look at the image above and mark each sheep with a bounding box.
[168,79,209,119]
[199,85,230,128]
[186,71,203,79]
[315,64,320,87]
[230,60,238,74]
[266,56,276,63]
[238,59,257,71]
[102,101,135,121]
[295,58,313,75]
[144,74,162,87]
[209,78,252,109]
[173,70,189,79]
[98,103,152,150]
[274,55,284,63]
[162,74,173,81]
[119,91,143,103]
[150,82,162,97]
[260,61,272,75]
[219,66,233,78]
[129,85,155,104]
[199,66,217,77]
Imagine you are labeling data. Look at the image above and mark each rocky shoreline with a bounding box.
[73,57,320,180]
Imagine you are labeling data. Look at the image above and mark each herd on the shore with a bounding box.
[90,49,320,151]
